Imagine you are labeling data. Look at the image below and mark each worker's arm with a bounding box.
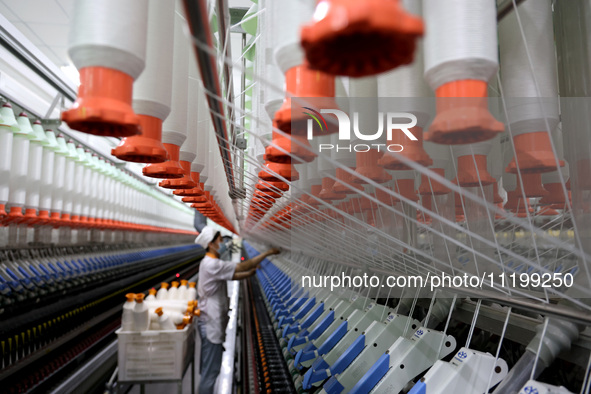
[233,247,281,274]
[232,269,256,280]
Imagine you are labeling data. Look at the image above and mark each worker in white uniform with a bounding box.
[194,226,280,393]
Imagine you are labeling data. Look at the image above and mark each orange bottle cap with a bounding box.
[506,132,564,174]
[135,294,145,303]
[300,0,424,77]
[161,282,169,289]
[171,281,179,288]
[125,293,135,302]
[142,143,184,179]
[111,114,168,162]
[189,282,196,288]
[180,280,188,286]
[427,80,504,145]
[155,307,164,316]
[61,66,140,137]
[149,288,157,296]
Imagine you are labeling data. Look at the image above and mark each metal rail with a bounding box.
[182,0,237,197]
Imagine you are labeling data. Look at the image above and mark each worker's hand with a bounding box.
[267,247,281,256]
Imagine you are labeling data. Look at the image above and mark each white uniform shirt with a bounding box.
[198,253,236,344]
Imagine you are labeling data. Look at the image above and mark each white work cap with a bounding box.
[195,226,217,248]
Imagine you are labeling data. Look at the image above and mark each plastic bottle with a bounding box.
[121,293,135,331]
[178,280,188,300]
[156,282,169,300]
[155,307,176,330]
[145,300,193,313]
[176,316,191,330]
[149,310,160,330]
[145,288,157,302]
[168,310,185,325]
[187,282,197,300]
[168,281,179,300]
[133,293,149,331]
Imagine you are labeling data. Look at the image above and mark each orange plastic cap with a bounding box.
[159,161,197,189]
[256,180,290,193]
[319,177,344,201]
[516,173,548,198]
[4,206,24,225]
[379,127,432,170]
[258,162,300,182]
[333,167,363,194]
[111,115,168,162]
[354,150,392,184]
[171,281,179,288]
[395,179,419,202]
[375,185,400,205]
[300,0,424,77]
[418,169,450,196]
[143,143,184,179]
[427,80,504,145]
[62,67,140,137]
[149,288,157,296]
[539,183,566,206]
[161,282,169,289]
[452,155,496,187]
[506,132,564,174]
[135,293,145,303]
[265,130,316,164]
[274,64,338,135]
[125,293,135,302]
[155,307,164,316]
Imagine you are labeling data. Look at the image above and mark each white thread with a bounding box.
[261,0,285,115]
[393,169,415,182]
[272,0,315,73]
[423,0,498,90]
[424,142,451,172]
[318,134,338,176]
[132,0,175,120]
[453,138,494,158]
[193,80,209,172]
[307,160,322,187]
[489,135,504,180]
[349,77,383,145]
[502,140,517,192]
[68,0,148,79]
[378,0,433,129]
[162,11,190,147]
[499,0,559,136]
[183,52,200,165]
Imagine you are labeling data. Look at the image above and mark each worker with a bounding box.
[194,226,280,393]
